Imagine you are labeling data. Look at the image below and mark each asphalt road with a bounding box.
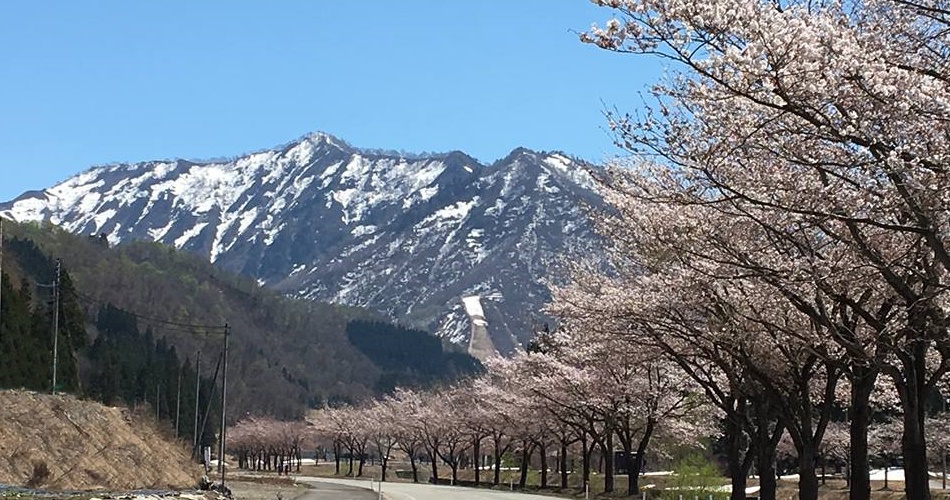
[295,480,378,500]
[297,476,560,500]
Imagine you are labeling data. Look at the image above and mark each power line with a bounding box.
[75,283,233,484]
[8,243,234,477]
[64,278,233,480]
[73,291,226,332]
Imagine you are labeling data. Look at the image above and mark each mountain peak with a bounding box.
[501,146,540,163]
[298,131,350,149]
[495,146,577,167]
[276,131,353,157]
[0,131,603,353]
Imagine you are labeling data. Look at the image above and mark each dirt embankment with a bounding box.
[0,390,198,491]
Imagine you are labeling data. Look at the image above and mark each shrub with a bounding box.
[658,453,729,500]
[26,460,50,488]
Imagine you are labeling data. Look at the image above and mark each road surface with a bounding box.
[297,476,561,500]
[295,480,378,500]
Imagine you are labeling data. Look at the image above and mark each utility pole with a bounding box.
[1,217,4,335]
[176,366,183,437]
[51,259,61,395]
[218,324,229,487]
[194,350,201,455]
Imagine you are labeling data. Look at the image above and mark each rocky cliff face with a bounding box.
[1,132,601,352]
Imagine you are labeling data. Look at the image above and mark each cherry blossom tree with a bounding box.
[387,386,447,483]
[431,387,473,484]
[487,325,709,495]
[387,388,427,483]
[926,413,950,486]
[227,417,309,474]
[553,243,822,500]
[574,2,950,498]
[309,405,369,476]
[355,399,399,481]
[463,374,521,486]
[821,422,851,486]
[869,417,903,490]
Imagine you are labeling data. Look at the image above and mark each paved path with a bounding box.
[296,476,561,500]
[295,480,377,500]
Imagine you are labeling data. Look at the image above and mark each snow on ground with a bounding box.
[777,468,947,481]
[461,295,486,324]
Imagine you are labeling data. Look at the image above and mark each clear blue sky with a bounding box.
[0,1,658,202]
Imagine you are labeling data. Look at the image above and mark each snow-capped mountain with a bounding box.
[0,132,601,353]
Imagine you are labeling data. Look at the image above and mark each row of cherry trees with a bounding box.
[225,3,950,500]
[226,332,950,498]
[302,337,712,496]
[559,1,950,500]
[228,418,309,474]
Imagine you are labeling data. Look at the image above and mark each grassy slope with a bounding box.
[0,390,196,490]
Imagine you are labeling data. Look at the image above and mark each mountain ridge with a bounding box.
[1,132,602,352]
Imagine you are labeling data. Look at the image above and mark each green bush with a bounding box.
[657,453,730,500]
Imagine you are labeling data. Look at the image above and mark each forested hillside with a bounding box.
[346,320,483,392]
[0,219,480,423]
[0,239,86,394]
[0,236,218,445]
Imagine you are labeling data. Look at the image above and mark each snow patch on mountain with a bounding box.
[175,223,208,248]
[462,296,487,325]
[0,132,602,352]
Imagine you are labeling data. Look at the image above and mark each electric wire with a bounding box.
[74,291,226,334]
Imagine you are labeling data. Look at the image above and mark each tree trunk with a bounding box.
[756,402,782,500]
[797,439,819,500]
[902,403,931,500]
[727,417,749,500]
[518,441,533,489]
[560,440,569,489]
[899,341,932,500]
[758,448,778,500]
[539,444,548,489]
[381,456,388,482]
[334,442,341,475]
[428,448,439,483]
[630,418,655,495]
[410,454,419,483]
[756,426,781,500]
[581,434,592,488]
[493,449,503,485]
[603,432,615,493]
[849,364,876,500]
[357,452,365,476]
[724,397,754,500]
[473,438,481,485]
